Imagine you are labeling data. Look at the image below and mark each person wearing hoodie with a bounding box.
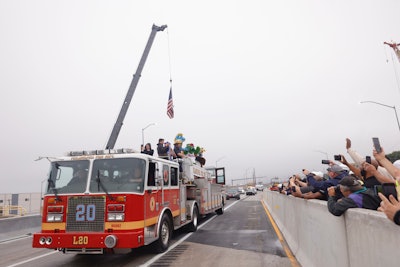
[327,175,380,216]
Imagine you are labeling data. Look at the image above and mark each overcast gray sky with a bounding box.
[1,0,400,193]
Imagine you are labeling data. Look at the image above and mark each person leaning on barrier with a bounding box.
[327,175,380,216]
[339,153,387,188]
[362,161,395,184]
[279,180,292,195]
[346,137,393,179]
[289,172,315,198]
[298,164,347,200]
[373,146,400,183]
[345,155,381,189]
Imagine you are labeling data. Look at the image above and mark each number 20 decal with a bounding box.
[76,204,96,221]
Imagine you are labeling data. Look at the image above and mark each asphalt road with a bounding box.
[0,192,296,267]
[147,192,294,267]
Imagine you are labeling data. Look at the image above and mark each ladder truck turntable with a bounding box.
[32,25,226,254]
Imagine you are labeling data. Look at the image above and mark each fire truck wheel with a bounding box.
[153,213,172,253]
[216,198,224,215]
[188,205,199,232]
[216,207,224,215]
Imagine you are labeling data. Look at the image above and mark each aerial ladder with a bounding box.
[105,24,167,149]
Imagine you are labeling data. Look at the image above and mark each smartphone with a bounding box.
[321,160,330,164]
[334,155,341,161]
[382,183,398,200]
[374,185,382,195]
[372,137,381,153]
[366,156,371,164]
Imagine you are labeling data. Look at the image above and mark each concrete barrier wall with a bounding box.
[0,214,41,234]
[263,190,400,267]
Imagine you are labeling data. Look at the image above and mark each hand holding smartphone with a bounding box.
[372,137,381,153]
[382,183,398,200]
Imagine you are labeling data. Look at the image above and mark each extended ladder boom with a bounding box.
[106,24,167,149]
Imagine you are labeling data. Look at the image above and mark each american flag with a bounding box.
[167,87,174,119]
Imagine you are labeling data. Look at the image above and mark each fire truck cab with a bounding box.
[33,148,225,254]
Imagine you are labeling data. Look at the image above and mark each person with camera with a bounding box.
[141,143,154,156]
[346,137,393,179]
[373,145,400,182]
[299,164,347,200]
[351,158,381,189]
[327,175,380,216]
[157,138,169,159]
[289,171,320,198]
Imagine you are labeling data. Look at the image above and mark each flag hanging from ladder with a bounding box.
[167,87,174,119]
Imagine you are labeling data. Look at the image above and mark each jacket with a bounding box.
[327,188,380,216]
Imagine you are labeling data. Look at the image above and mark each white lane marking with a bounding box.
[5,250,58,267]
[139,200,239,267]
[0,235,32,244]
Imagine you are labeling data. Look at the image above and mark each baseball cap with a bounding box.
[327,165,344,174]
[339,176,363,191]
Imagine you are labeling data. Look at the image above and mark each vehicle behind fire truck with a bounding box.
[32,149,225,253]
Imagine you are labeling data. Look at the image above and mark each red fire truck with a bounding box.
[32,149,225,253]
[32,24,226,254]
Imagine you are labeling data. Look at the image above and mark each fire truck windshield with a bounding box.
[47,160,90,194]
[89,158,146,193]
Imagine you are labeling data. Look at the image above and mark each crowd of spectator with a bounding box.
[275,138,400,226]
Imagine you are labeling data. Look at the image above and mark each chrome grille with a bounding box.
[66,196,105,232]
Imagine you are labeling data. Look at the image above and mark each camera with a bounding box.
[321,160,330,164]
[334,155,341,161]
[334,185,341,195]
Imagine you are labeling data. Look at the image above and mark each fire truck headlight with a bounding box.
[45,237,53,245]
[47,214,63,222]
[39,237,46,245]
[107,213,125,221]
[38,236,53,246]
[104,235,117,248]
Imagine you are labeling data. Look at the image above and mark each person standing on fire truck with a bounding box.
[157,138,169,159]
[173,133,186,159]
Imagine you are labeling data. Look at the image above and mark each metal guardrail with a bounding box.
[0,205,27,217]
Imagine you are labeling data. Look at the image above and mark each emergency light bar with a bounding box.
[68,148,136,156]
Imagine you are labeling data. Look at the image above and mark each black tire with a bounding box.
[188,205,199,232]
[216,198,224,215]
[153,213,172,253]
